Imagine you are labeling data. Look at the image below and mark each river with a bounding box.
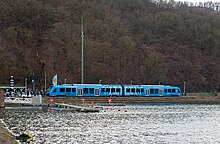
[1,104,220,144]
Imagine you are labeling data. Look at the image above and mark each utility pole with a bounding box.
[25,78,27,95]
[184,81,186,96]
[44,73,47,93]
[81,17,84,84]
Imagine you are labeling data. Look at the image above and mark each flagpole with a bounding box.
[81,17,84,84]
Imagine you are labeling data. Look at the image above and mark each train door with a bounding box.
[78,88,82,96]
[146,89,149,96]
[159,89,163,96]
[95,89,99,96]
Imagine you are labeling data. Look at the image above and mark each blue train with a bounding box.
[46,84,182,97]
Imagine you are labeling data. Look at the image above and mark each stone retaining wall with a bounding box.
[0,89,4,107]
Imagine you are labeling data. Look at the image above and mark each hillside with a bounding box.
[0,0,219,92]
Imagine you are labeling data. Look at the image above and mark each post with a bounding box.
[25,78,28,95]
[184,81,186,96]
[64,79,67,84]
[130,80,133,85]
[81,17,84,84]
[44,73,47,93]
[159,81,161,85]
[99,80,102,84]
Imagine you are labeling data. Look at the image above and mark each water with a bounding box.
[1,104,220,144]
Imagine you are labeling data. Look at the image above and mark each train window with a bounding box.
[137,89,140,92]
[84,88,88,94]
[172,89,176,93]
[101,88,105,92]
[116,88,120,92]
[141,89,144,92]
[164,89,167,93]
[72,88,76,92]
[89,88,94,94]
[66,88,71,92]
[168,89,171,93]
[111,88,115,92]
[60,88,65,92]
[52,88,56,93]
[131,88,135,92]
[155,89,159,94]
[126,89,130,93]
[106,88,110,92]
[150,89,154,94]
[178,89,180,93]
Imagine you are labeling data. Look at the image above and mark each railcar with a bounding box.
[46,84,182,97]
[99,85,122,96]
[123,85,145,96]
[142,85,182,97]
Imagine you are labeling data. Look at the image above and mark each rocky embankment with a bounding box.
[0,120,18,144]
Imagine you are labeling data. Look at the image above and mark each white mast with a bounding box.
[81,17,84,84]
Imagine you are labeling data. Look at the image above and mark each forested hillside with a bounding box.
[0,0,220,92]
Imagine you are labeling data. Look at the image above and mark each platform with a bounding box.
[50,103,100,112]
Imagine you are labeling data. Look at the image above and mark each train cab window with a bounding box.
[178,89,180,93]
[60,88,65,92]
[52,88,57,93]
[111,88,115,92]
[84,88,88,94]
[101,88,105,92]
[116,88,120,92]
[106,88,110,92]
[155,89,159,94]
[66,88,71,92]
[150,89,154,94]
[172,89,176,93]
[89,88,94,94]
[164,89,167,93]
[141,89,144,93]
[72,88,76,92]
[168,89,171,93]
[131,88,135,92]
[137,89,140,92]
[126,89,130,93]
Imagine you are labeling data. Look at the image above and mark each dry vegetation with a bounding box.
[0,0,219,92]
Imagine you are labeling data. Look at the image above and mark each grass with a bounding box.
[186,92,218,96]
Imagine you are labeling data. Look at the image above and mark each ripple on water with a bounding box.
[1,104,220,144]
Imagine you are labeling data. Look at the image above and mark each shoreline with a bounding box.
[42,96,220,104]
[0,119,19,144]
